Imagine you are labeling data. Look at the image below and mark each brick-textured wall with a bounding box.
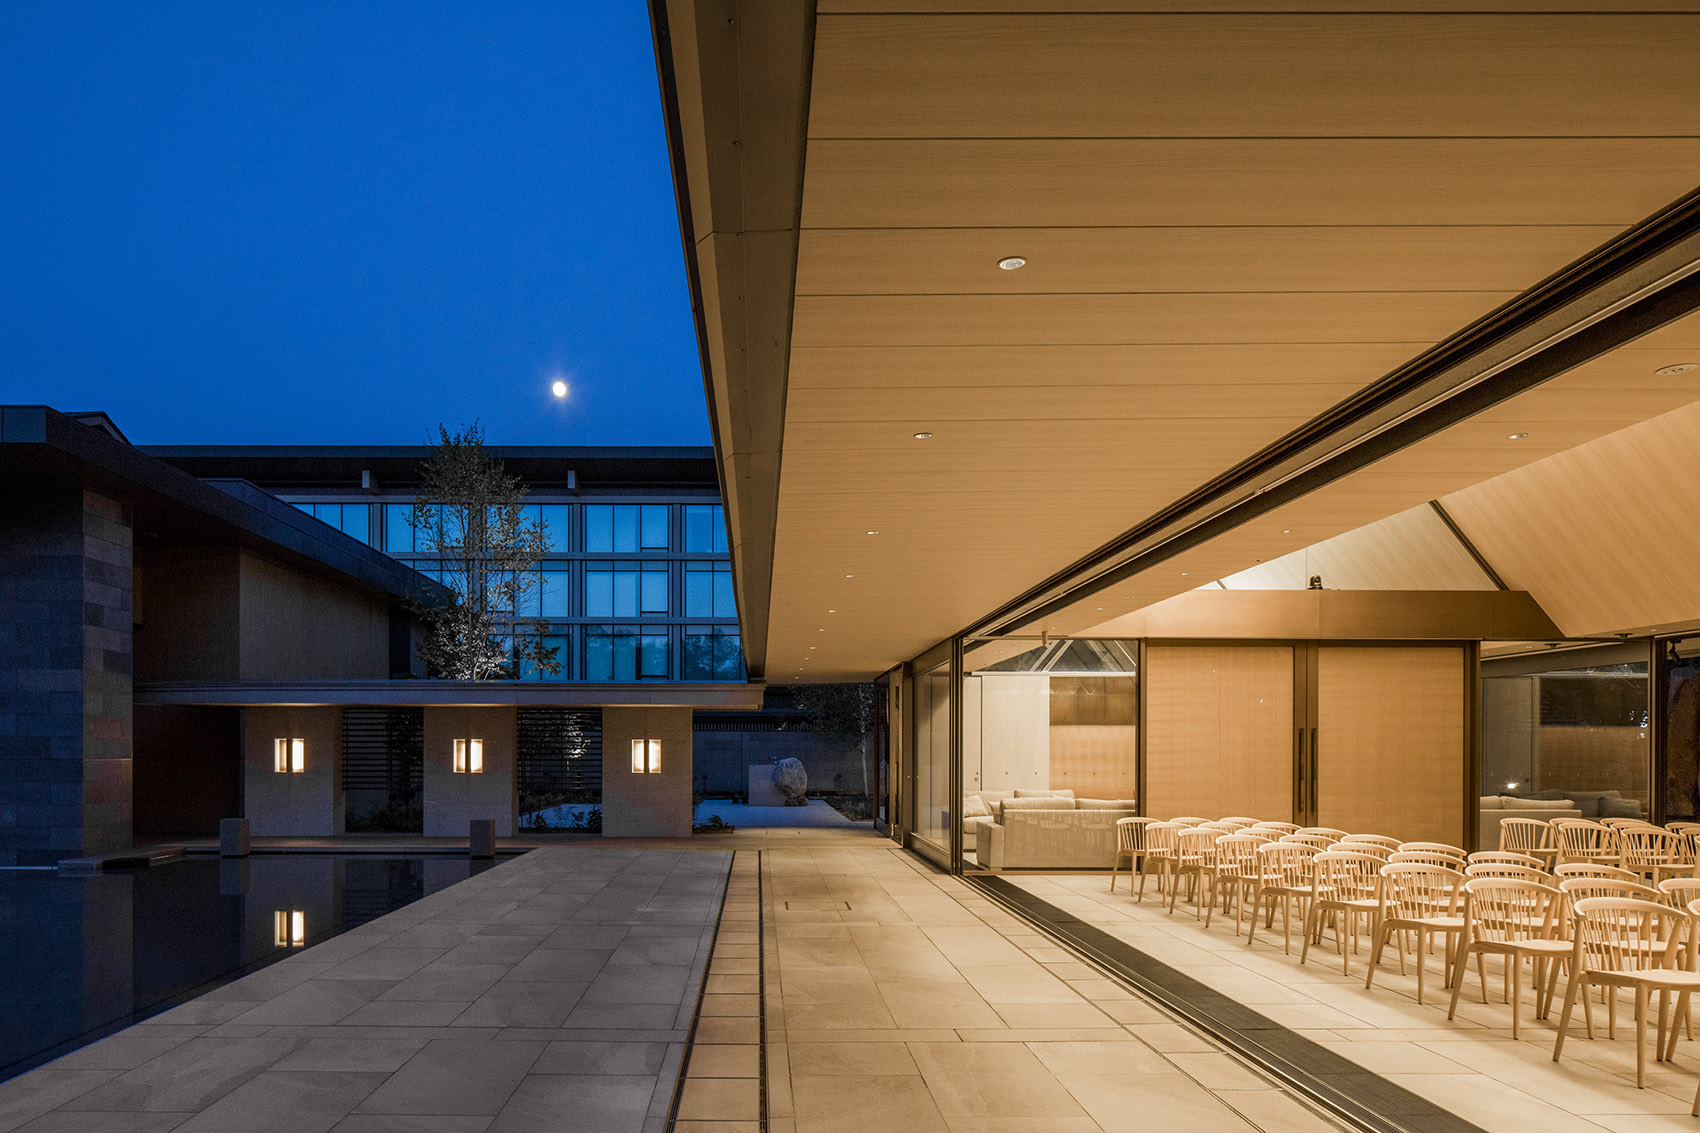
[0,483,133,865]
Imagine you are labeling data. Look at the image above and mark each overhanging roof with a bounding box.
[652,3,1700,682]
[135,679,766,710]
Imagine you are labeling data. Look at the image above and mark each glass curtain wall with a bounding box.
[961,638,1138,869]
[1664,637,1700,820]
[1481,644,1651,844]
[910,658,953,863]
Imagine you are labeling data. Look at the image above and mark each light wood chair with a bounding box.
[1659,877,1700,910]
[1464,862,1550,884]
[1301,850,1385,976]
[1170,816,1209,827]
[1208,833,1269,932]
[1250,821,1301,836]
[1345,842,1395,862]
[1469,850,1546,869]
[1246,841,1322,954]
[1399,841,1467,861]
[1297,826,1349,840]
[1447,878,1570,1038]
[1558,876,1664,905]
[1169,826,1222,917]
[1621,827,1688,885]
[1137,822,1181,902]
[1556,862,1639,882]
[1110,817,1162,893]
[1366,863,1467,1004]
[1219,816,1261,827]
[1552,897,1700,1087]
[1499,816,1558,863]
[1282,833,1338,851]
[1601,817,1657,832]
[1389,850,1464,871]
[1340,834,1401,851]
[1555,819,1620,867]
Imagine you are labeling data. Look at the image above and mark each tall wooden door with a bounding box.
[1144,644,1296,821]
[1313,646,1467,845]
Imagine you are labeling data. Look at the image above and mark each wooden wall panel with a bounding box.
[1144,645,1295,820]
[1049,726,1138,800]
[1317,646,1465,844]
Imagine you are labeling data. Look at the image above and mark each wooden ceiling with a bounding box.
[656,2,1700,682]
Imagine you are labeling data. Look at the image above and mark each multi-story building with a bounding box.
[144,446,746,685]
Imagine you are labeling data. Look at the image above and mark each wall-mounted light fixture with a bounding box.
[453,738,484,774]
[274,738,305,774]
[273,910,305,947]
[631,738,662,774]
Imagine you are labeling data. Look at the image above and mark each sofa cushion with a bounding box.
[1003,796,1076,812]
[1014,789,1075,799]
[963,794,992,819]
[1499,796,1566,809]
[1075,798,1139,810]
[1599,795,1644,819]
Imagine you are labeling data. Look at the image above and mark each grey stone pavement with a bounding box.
[0,847,731,1133]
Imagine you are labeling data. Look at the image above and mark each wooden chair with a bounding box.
[1621,827,1688,885]
[1282,833,1338,851]
[1137,822,1181,902]
[1110,817,1161,893]
[1250,821,1300,836]
[1208,833,1269,932]
[1499,816,1558,863]
[1468,850,1545,869]
[1399,841,1466,861]
[1168,826,1221,916]
[1301,850,1385,976]
[1389,850,1463,871]
[1366,864,1467,1004]
[1246,841,1322,954]
[1557,876,1663,905]
[1297,826,1349,840]
[1555,819,1620,866]
[1219,816,1261,827]
[1552,897,1700,1087]
[1464,862,1550,884]
[1340,834,1400,851]
[1658,877,1700,910]
[1170,816,1208,827]
[1601,817,1657,832]
[1555,862,1638,882]
[1447,879,1570,1037]
[1342,842,1394,861]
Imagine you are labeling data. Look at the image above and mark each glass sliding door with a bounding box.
[1144,644,1295,822]
[911,657,953,864]
[1664,638,1700,821]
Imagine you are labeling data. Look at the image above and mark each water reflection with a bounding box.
[0,854,499,1081]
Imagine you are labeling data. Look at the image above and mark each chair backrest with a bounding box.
[1498,817,1555,855]
[1554,862,1637,881]
[1557,876,1663,904]
[1254,840,1320,887]
[1170,816,1208,827]
[1555,819,1618,862]
[1600,817,1655,831]
[1297,827,1348,839]
[1143,821,1181,855]
[1389,851,1463,871]
[1342,842,1395,861]
[1571,897,1687,973]
[1621,827,1684,871]
[1281,833,1338,851]
[1219,816,1261,826]
[1656,877,1700,909]
[1115,816,1159,853]
[1399,841,1466,860]
[1468,850,1545,868]
[1311,850,1385,903]
[1340,834,1400,850]
[1464,862,1550,884]
[1380,863,1465,919]
[1175,826,1221,860]
[1215,834,1265,873]
[1250,821,1301,835]
[1199,821,1239,834]
[1462,878,1564,943]
[1669,821,1700,838]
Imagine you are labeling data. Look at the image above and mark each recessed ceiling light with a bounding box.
[809,646,816,650]
[1179,572,1189,576]
[844,574,854,578]
[1656,362,1697,375]
[913,432,933,439]
[827,609,836,613]
[1281,529,1293,534]
[997,256,1027,271]
[1506,432,1529,440]
[865,530,879,535]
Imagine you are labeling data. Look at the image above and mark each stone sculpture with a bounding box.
[774,757,808,805]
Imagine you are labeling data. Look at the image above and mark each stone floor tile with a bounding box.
[355,1039,544,1116]
[172,1071,387,1133]
[531,1042,670,1076]
[43,1029,205,1072]
[376,964,508,1003]
[337,1001,472,1028]
[328,1117,492,1132]
[684,1044,759,1078]
[487,1075,654,1133]
[673,1077,761,1123]
[270,1039,428,1074]
[789,1074,949,1132]
[692,1017,761,1045]
[451,982,588,1028]
[786,1043,918,1077]
[0,1070,125,1130]
[226,981,394,1027]
[12,1113,193,1132]
[906,1042,1090,1118]
[583,964,693,1005]
[59,1037,306,1114]
[1055,1071,1256,1132]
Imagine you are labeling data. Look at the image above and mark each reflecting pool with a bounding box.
[0,854,501,1081]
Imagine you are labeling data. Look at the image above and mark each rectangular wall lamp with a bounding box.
[453,738,484,774]
[273,910,305,947]
[631,738,662,773]
[273,738,305,774]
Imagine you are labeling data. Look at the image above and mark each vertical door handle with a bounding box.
[1295,727,1306,816]
[1309,728,1319,817]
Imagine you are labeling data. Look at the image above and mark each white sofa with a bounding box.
[1478,795,1581,849]
[969,791,1139,869]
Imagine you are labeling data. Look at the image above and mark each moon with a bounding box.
[551,379,568,398]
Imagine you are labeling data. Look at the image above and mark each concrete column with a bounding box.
[422,707,516,837]
[243,706,344,836]
[602,707,694,837]
[0,484,133,865]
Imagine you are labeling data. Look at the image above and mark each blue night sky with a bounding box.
[0,4,707,447]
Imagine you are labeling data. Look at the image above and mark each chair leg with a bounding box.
[1553,968,1585,1062]
[1415,932,1429,1005]
[1245,890,1263,946]
[1510,954,1524,1039]
[1109,856,1120,892]
[1447,945,1468,1021]
[1635,984,1649,1088]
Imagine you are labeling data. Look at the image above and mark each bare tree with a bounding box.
[791,683,877,797]
[408,423,559,680]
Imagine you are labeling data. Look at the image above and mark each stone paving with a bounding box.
[0,847,729,1133]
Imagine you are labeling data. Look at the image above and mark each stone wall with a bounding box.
[0,484,133,865]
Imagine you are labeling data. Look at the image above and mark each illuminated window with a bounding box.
[273,738,305,774]
[630,738,662,774]
[453,738,484,774]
